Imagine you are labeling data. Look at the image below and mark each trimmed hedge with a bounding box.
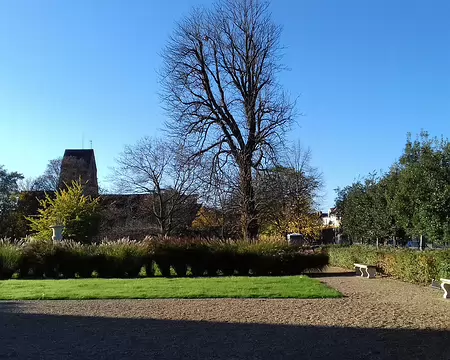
[0,238,329,279]
[151,241,329,277]
[327,245,450,284]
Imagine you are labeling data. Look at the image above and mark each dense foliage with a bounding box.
[336,131,450,246]
[257,165,323,238]
[27,181,101,243]
[327,245,450,284]
[0,237,328,279]
[0,166,24,238]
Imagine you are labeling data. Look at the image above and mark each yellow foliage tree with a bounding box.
[192,207,224,234]
[27,180,100,243]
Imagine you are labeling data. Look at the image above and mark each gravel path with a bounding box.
[0,269,449,359]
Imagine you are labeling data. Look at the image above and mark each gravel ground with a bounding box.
[0,268,449,360]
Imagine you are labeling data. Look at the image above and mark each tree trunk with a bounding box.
[155,192,167,236]
[420,234,424,251]
[240,158,258,241]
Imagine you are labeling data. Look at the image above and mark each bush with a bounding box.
[0,237,329,279]
[19,240,59,278]
[54,242,96,278]
[326,245,450,284]
[17,240,91,278]
[148,238,329,277]
[95,239,149,278]
[435,251,450,279]
[0,239,23,279]
[26,180,100,243]
[185,243,210,276]
[244,244,328,276]
[327,245,381,270]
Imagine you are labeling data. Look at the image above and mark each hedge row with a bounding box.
[0,238,329,279]
[327,245,450,284]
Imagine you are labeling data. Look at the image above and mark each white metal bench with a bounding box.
[441,278,450,299]
[354,263,376,279]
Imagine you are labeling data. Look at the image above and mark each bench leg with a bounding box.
[366,267,376,279]
[442,282,450,299]
[355,267,375,279]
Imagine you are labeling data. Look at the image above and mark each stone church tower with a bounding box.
[58,149,99,196]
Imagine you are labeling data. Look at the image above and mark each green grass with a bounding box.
[0,276,342,300]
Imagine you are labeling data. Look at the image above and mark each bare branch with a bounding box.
[161,0,295,239]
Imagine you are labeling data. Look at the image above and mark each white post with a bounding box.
[50,225,65,241]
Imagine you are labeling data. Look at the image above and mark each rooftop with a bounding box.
[63,149,95,165]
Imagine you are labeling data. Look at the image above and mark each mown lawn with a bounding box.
[0,276,342,300]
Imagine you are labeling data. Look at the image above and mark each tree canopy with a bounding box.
[335,132,450,247]
[0,166,23,238]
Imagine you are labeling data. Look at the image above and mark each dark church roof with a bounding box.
[63,149,95,165]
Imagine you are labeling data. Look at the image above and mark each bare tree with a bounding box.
[110,137,200,236]
[197,154,242,238]
[161,0,295,239]
[33,157,62,191]
[17,177,39,192]
[285,142,324,210]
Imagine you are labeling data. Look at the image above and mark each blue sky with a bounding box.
[1,0,450,210]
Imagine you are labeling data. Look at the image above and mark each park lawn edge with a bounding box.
[0,276,342,300]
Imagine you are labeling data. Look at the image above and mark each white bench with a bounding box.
[354,263,376,279]
[441,278,450,299]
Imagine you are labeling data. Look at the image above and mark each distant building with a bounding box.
[320,208,340,228]
[56,148,200,239]
[58,149,99,196]
[99,193,200,240]
[17,149,200,239]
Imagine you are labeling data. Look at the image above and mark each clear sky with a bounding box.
[1,0,450,210]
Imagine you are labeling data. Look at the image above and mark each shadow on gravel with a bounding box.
[0,302,448,360]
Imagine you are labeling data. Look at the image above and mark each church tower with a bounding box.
[58,149,99,196]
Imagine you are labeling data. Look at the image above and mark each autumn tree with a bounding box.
[257,144,323,238]
[191,206,226,237]
[27,180,100,243]
[161,0,295,239]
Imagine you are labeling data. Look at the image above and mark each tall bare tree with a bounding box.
[111,137,199,236]
[161,0,295,239]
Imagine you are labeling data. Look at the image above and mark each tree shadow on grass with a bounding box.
[306,271,355,278]
[0,302,448,360]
